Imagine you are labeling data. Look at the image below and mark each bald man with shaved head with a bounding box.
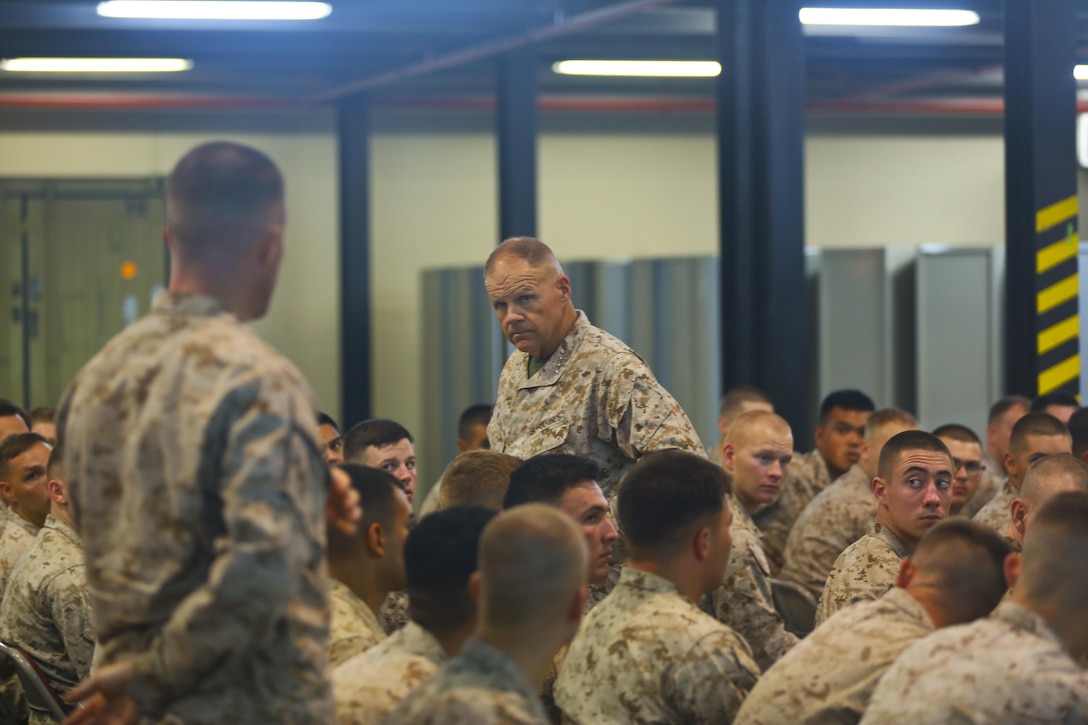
[386,505,587,725]
[737,519,1011,725]
[1006,453,1088,552]
[863,491,1088,723]
[484,237,704,499]
[710,410,798,669]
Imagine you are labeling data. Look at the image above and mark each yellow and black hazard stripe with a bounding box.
[1035,194,1080,396]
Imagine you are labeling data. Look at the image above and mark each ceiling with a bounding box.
[0,0,1079,115]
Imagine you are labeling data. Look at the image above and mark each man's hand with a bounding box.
[327,466,362,537]
[62,662,140,725]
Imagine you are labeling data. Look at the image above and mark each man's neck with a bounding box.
[50,506,76,532]
[875,511,917,553]
[627,558,703,603]
[431,621,475,658]
[328,559,388,616]
[476,624,565,690]
[1010,594,1088,660]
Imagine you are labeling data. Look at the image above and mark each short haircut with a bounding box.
[477,504,587,629]
[718,385,772,419]
[1066,407,1088,458]
[0,399,30,430]
[439,451,521,511]
[932,423,982,446]
[818,389,876,425]
[1017,491,1088,607]
[617,450,730,559]
[405,505,496,632]
[484,237,561,275]
[988,395,1032,425]
[1031,392,1079,413]
[28,407,54,425]
[317,411,340,433]
[457,404,493,441]
[910,518,1012,625]
[165,141,284,254]
[724,410,791,450]
[47,441,65,480]
[0,432,50,481]
[342,418,413,463]
[328,464,403,556]
[1019,454,1088,506]
[1009,412,1070,454]
[504,454,602,509]
[878,430,952,481]
[866,407,918,436]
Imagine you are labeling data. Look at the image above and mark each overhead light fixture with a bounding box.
[552,60,721,78]
[799,8,980,26]
[97,1,332,20]
[1075,65,1088,81]
[0,57,194,72]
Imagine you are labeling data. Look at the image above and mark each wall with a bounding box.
[0,109,1013,480]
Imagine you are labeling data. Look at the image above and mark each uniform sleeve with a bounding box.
[597,354,705,459]
[709,534,798,671]
[48,567,95,682]
[123,378,326,716]
[662,630,761,724]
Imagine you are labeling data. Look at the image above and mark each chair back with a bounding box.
[0,640,69,722]
[770,578,818,637]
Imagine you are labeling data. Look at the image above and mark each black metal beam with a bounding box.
[496,47,538,240]
[716,0,809,439]
[338,93,373,427]
[1004,0,1080,399]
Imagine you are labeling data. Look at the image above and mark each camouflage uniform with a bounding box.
[555,568,760,724]
[327,578,385,667]
[973,480,1016,534]
[965,453,1005,518]
[332,620,448,725]
[379,590,410,635]
[488,311,704,498]
[780,464,875,596]
[57,292,332,724]
[704,496,798,670]
[0,515,38,601]
[735,587,934,725]
[385,636,548,724]
[752,449,833,573]
[0,514,93,694]
[417,477,443,517]
[861,601,1088,724]
[816,521,908,626]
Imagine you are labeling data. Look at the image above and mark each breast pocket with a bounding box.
[523,414,570,456]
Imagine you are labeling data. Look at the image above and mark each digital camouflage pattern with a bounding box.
[861,602,1088,724]
[972,480,1016,535]
[379,590,410,635]
[555,568,760,724]
[0,515,38,603]
[735,587,934,725]
[57,292,332,724]
[704,496,798,670]
[0,514,93,695]
[780,465,876,596]
[327,577,386,667]
[816,521,909,626]
[752,449,833,573]
[385,636,548,725]
[332,620,448,725]
[488,311,705,498]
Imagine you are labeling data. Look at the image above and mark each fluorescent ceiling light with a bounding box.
[553,60,721,78]
[97,1,332,20]
[0,57,194,72]
[1075,65,1088,81]
[799,8,980,27]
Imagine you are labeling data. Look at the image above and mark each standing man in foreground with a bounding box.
[59,141,357,724]
[484,237,704,497]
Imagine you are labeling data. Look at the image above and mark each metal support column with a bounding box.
[1004,0,1080,399]
[716,0,809,436]
[338,93,373,426]
[497,47,538,240]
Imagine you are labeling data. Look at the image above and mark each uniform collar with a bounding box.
[152,291,230,318]
[992,601,1068,654]
[519,310,590,388]
[42,513,81,547]
[869,520,911,558]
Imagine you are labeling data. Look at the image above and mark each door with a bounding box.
[0,179,166,410]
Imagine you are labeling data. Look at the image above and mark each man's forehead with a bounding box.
[1020,433,1072,456]
[894,449,952,473]
[826,407,869,424]
[940,437,982,457]
[732,419,793,450]
[561,480,606,508]
[12,443,50,467]
[365,439,413,459]
[485,257,554,288]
